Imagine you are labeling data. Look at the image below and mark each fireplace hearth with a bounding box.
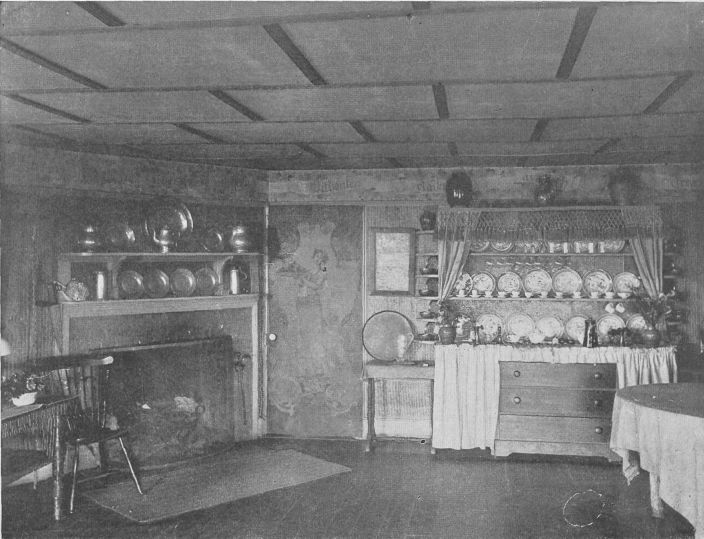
[104,337,243,466]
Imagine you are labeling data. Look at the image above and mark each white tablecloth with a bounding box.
[432,345,677,451]
[610,383,704,538]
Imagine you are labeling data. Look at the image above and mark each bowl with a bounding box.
[617,292,631,299]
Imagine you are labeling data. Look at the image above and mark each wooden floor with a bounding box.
[1,438,695,538]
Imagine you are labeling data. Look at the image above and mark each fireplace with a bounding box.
[105,337,246,466]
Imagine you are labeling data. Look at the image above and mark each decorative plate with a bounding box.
[170,268,196,297]
[476,314,503,343]
[497,272,522,294]
[552,268,583,295]
[194,267,219,296]
[490,241,514,253]
[596,314,625,339]
[583,270,613,295]
[506,314,535,338]
[118,270,144,299]
[626,314,649,332]
[143,268,170,298]
[523,269,552,295]
[600,240,626,253]
[468,240,490,252]
[565,316,588,343]
[471,272,496,294]
[536,316,564,339]
[613,272,640,294]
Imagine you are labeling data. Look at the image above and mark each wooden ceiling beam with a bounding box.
[172,123,228,144]
[208,90,265,121]
[643,72,693,114]
[594,138,620,154]
[263,24,327,86]
[349,121,377,142]
[529,119,549,142]
[0,37,108,89]
[296,143,326,159]
[3,94,90,123]
[75,2,126,27]
[555,5,598,80]
[432,83,450,120]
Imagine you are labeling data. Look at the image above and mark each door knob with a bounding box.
[513,370,521,377]
[267,333,278,343]
[513,396,521,404]
[595,427,603,434]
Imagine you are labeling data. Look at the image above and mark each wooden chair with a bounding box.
[44,355,144,513]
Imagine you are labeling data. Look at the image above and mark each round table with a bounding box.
[610,383,704,538]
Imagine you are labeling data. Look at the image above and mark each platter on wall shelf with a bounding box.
[596,314,625,339]
[523,269,552,295]
[476,314,503,343]
[626,314,648,332]
[497,272,522,294]
[536,316,564,339]
[613,272,640,295]
[103,222,136,251]
[565,315,588,343]
[118,270,144,299]
[471,272,496,295]
[143,268,170,298]
[583,270,613,296]
[506,313,535,339]
[599,240,626,253]
[198,227,225,252]
[490,241,514,253]
[468,240,490,252]
[552,268,583,296]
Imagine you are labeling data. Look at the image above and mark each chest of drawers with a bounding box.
[494,362,619,459]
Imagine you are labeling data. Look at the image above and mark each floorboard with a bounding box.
[1,438,696,538]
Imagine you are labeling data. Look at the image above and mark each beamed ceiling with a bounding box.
[0,1,703,171]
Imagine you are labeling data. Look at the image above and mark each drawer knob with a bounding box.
[594,399,603,407]
[513,396,521,405]
[513,370,521,377]
[594,372,603,380]
[595,427,603,434]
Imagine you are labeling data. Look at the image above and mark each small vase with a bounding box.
[11,392,38,407]
[438,325,456,345]
[640,327,660,348]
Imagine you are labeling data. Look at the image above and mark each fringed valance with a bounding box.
[437,206,662,242]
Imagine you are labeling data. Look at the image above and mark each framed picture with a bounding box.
[370,227,415,295]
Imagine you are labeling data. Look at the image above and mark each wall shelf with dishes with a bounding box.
[449,238,646,346]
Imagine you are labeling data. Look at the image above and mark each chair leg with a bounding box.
[69,446,79,514]
[117,437,143,495]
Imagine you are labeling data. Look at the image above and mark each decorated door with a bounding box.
[267,206,363,437]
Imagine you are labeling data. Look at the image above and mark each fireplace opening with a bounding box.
[104,337,243,466]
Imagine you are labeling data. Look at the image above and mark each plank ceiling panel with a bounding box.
[455,140,605,156]
[141,143,306,160]
[572,4,704,78]
[284,7,576,83]
[658,75,704,114]
[26,124,206,145]
[109,1,411,25]
[0,50,86,91]
[543,114,704,141]
[615,136,704,154]
[195,122,364,143]
[11,27,310,88]
[0,96,80,123]
[0,2,106,32]
[364,119,535,143]
[310,142,449,159]
[228,87,438,121]
[23,92,250,123]
[447,78,674,119]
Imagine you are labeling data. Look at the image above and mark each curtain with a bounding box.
[438,219,472,301]
[631,235,663,299]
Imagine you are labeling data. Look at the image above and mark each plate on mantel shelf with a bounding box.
[597,314,625,339]
[613,272,640,295]
[490,241,514,253]
[497,272,522,294]
[506,313,534,339]
[476,314,503,344]
[468,240,490,252]
[194,267,219,296]
[523,269,552,295]
[552,268,583,295]
[118,270,144,299]
[536,316,564,339]
[565,315,588,344]
[471,272,496,295]
[583,270,613,295]
[170,268,196,297]
[143,268,170,299]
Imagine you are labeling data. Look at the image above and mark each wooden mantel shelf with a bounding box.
[50,294,258,317]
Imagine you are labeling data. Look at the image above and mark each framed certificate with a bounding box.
[370,228,415,295]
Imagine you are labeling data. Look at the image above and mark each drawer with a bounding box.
[497,415,611,444]
[499,387,615,417]
[500,362,617,389]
